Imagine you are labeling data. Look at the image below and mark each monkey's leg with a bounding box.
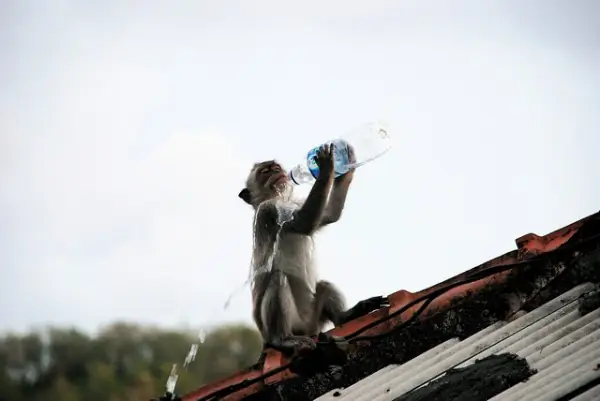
[312,280,347,329]
[312,281,389,327]
[262,272,316,356]
[306,281,351,348]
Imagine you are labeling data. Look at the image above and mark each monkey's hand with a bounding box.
[315,143,335,180]
[340,296,390,325]
[335,144,356,184]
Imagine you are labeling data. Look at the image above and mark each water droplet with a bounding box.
[165,364,178,393]
[183,343,199,367]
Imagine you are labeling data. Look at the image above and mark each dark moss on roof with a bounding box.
[392,353,536,401]
[578,288,600,315]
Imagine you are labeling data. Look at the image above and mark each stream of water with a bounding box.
[164,193,298,396]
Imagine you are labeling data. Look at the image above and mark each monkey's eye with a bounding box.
[259,168,269,174]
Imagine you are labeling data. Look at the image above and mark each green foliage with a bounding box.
[0,322,262,401]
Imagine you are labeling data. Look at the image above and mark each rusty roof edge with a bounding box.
[179,209,600,401]
[181,367,264,401]
[409,210,597,300]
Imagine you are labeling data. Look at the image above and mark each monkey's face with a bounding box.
[256,161,289,191]
[239,160,291,206]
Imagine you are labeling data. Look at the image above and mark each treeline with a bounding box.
[0,322,263,401]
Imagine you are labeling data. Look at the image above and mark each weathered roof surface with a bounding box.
[315,282,600,401]
[182,209,600,401]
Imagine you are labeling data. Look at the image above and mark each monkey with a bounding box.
[238,143,388,356]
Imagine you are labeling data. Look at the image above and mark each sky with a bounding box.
[1,0,599,334]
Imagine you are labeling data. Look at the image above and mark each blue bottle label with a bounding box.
[306,147,320,179]
[306,140,351,179]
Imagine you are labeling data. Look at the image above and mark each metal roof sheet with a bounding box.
[315,282,600,401]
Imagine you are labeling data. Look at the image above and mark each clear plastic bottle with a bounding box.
[288,121,392,185]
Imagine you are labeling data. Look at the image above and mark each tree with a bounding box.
[0,322,262,401]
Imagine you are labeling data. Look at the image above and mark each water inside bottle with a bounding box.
[332,139,351,176]
[305,121,391,179]
[306,139,351,179]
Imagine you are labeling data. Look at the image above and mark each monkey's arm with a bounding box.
[320,177,352,226]
[286,174,334,235]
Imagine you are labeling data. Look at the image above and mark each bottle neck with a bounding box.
[288,170,300,185]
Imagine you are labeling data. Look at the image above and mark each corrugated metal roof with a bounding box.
[315,282,600,401]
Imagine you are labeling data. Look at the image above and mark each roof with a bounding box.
[315,282,600,401]
[180,209,600,401]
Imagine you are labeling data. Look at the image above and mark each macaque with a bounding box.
[238,144,388,355]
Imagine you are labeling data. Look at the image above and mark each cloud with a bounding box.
[0,22,256,331]
[2,125,255,332]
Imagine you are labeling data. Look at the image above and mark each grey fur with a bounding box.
[241,157,387,354]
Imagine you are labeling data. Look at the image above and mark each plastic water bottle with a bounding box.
[288,121,392,185]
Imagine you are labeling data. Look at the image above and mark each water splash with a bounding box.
[223,197,299,311]
[165,364,178,394]
[161,192,299,396]
[183,329,206,369]
[163,328,208,395]
[251,199,297,280]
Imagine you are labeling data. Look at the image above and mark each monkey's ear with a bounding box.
[238,188,252,205]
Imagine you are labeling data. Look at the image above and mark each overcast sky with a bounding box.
[1,1,599,334]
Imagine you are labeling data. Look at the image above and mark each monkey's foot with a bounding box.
[266,336,317,357]
[341,295,390,324]
[317,332,346,344]
[289,333,349,376]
